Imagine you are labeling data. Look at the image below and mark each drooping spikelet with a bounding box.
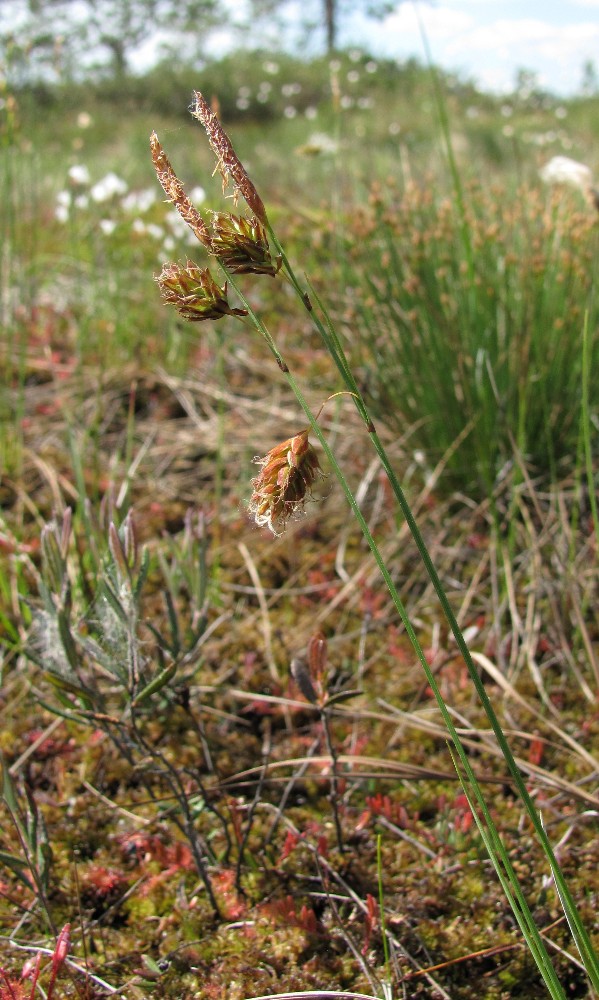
[190,91,268,225]
[210,212,280,276]
[248,429,325,536]
[155,261,248,321]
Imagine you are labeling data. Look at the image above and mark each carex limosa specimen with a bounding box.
[150,94,599,997]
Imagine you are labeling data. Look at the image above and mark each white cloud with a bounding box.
[443,16,599,58]
[341,3,599,94]
[449,17,599,89]
[341,4,474,61]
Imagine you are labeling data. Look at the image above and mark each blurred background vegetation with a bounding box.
[3,0,598,496]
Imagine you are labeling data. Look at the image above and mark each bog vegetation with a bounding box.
[0,48,598,1000]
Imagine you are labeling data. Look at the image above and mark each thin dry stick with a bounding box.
[320,707,344,853]
[3,940,120,995]
[569,594,599,693]
[234,720,271,889]
[238,541,279,682]
[80,779,147,826]
[469,652,599,775]
[8,718,64,776]
[311,850,382,995]
[265,738,320,844]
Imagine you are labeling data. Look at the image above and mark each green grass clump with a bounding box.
[341,178,598,497]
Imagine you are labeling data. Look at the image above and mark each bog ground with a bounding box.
[0,52,598,999]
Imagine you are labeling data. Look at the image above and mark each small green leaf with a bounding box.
[1,756,15,808]
[100,579,129,624]
[164,588,180,657]
[140,954,164,977]
[132,661,177,706]
[133,546,150,602]
[56,609,79,672]
[0,850,34,889]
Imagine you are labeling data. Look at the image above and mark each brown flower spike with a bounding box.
[151,108,278,278]
[248,429,325,536]
[156,261,248,321]
[191,91,268,224]
[150,132,212,249]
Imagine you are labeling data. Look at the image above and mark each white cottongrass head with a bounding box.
[55,190,71,222]
[308,132,338,154]
[188,185,206,205]
[68,164,90,186]
[91,171,128,202]
[296,132,339,157]
[132,219,164,241]
[539,156,593,192]
[165,208,201,245]
[121,188,158,214]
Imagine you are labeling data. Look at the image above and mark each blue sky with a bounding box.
[336,0,599,94]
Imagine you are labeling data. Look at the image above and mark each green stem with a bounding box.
[582,309,599,552]
[225,239,598,994]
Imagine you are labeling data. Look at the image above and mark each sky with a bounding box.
[334,0,599,95]
[8,0,598,97]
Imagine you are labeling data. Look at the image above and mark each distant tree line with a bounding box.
[0,0,402,84]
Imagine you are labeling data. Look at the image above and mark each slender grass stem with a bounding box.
[224,235,598,998]
[582,309,599,552]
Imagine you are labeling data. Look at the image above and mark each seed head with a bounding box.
[156,261,248,321]
[150,131,212,249]
[191,91,268,224]
[248,429,325,536]
[210,212,281,276]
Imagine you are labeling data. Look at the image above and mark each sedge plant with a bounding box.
[149,92,599,998]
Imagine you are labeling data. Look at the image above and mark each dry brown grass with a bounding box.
[1,339,597,997]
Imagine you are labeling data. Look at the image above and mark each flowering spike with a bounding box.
[156,261,248,321]
[150,131,212,249]
[248,429,325,536]
[210,212,280,276]
[191,91,268,224]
